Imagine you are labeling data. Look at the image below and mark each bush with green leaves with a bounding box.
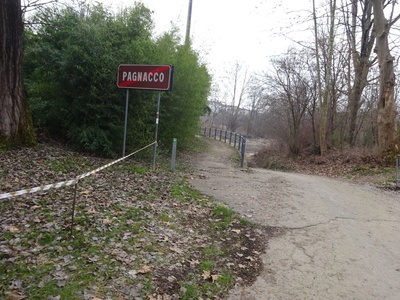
[24,2,210,156]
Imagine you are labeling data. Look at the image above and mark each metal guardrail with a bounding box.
[200,127,246,168]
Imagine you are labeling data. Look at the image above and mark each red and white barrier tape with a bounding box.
[0,142,156,200]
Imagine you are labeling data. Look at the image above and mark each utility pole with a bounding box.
[185,0,193,46]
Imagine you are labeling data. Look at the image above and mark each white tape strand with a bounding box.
[0,179,78,200]
[0,142,156,201]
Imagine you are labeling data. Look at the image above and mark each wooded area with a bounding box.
[204,0,400,160]
[0,0,399,160]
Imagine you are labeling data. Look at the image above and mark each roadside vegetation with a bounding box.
[23,2,210,157]
[249,143,398,188]
[0,140,274,299]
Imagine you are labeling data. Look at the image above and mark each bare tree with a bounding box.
[318,0,337,155]
[245,80,266,137]
[341,0,377,146]
[225,62,251,132]
[206,83,223,128]
[265,49,314,155]
[371,0,399,153]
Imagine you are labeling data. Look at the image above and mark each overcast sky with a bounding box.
[100,0,315,80]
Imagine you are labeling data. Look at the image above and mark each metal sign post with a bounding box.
[152,91,161,170]
[122,89,129,157]
[117,64,173,167]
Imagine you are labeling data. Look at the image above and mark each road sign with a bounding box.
[117,64,173,91]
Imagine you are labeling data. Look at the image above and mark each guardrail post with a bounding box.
[224,130,227,143]
[203,127,206,136]
[219,129,222,141]
[234,133,237,148]
[171,138,177,172]
[229,132,232,145]
[396,155,399,188]
[70,182,78,237]
[240,138,246,168]
[208,127,212,138]
[214,128,217,139]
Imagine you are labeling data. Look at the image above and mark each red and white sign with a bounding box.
[117,64,173,91]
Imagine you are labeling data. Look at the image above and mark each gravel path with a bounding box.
[189,138,400,300]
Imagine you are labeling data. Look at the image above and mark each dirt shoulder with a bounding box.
[189,137,400,300]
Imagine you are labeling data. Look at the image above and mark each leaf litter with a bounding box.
[0,143,280,299]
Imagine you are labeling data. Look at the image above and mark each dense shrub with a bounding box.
[24,3,210,156]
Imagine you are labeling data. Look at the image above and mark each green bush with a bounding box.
[24,3,211,156]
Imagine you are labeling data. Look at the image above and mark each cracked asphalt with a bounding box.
[189,138,400,300]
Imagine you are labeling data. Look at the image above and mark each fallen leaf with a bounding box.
[133,242,143,248]
[246,256,255,262]
[189,259,200,266]
[9,226,20,233]
[138,265,151,274]
[87,208,97,214]
[202,270,211,280]
[102,217,112,225]
[6,291,25,300]
[167,276,176,282]
[231,229,241,234]
[238,264,246,269]
[211,274,220,282]
[88,256,99,262]
[169,247,183,254]
[80,190,91,196]
[36,254,50,265]
[128,270,137,278]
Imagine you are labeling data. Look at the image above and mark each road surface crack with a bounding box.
[281,216,400,230]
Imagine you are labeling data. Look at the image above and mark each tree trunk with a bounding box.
[319,0,337,156]
[0,0,35,148]
[371,0,397,153]
[312,0,323,154]
[348,66,365,146]
[347,0,375,146]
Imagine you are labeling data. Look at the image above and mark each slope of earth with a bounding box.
[189,137,400,300]
[0,142,268,300]
[248,139,398,187]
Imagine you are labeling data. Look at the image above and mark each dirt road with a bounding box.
[189,138,400,300]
